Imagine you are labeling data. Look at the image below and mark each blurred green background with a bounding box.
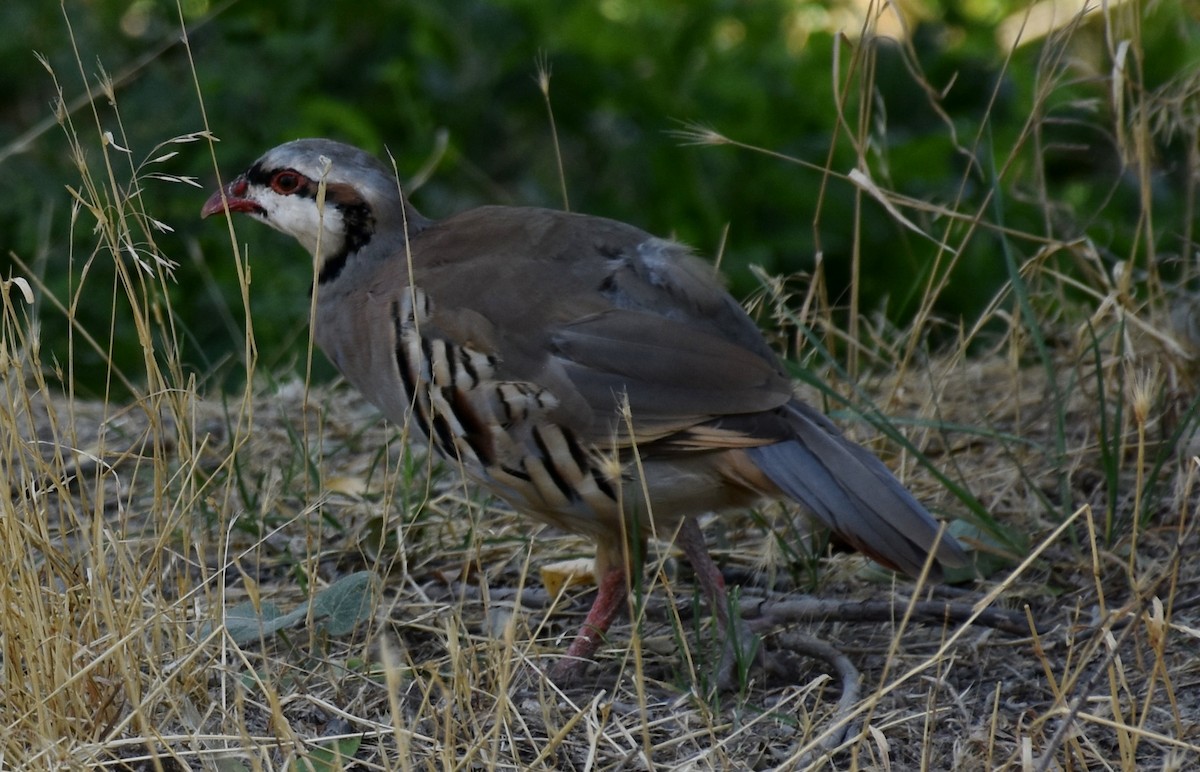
[0,1,1195,395]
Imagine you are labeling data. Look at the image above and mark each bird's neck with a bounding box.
[316,198,430,286]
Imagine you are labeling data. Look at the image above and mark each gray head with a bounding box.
[202,138,429,283]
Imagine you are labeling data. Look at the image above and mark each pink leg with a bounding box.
[675,517,730,626]
[549,565,628,683]
[676,517,757,688]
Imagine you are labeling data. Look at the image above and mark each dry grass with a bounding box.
[3,4,1200,771]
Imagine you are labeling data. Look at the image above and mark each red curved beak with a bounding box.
[201,176,263,218]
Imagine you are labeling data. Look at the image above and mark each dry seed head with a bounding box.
[1127,366,1159,425]
[668,122,731,147]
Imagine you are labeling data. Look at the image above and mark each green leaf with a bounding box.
[223,601,286,645]
[292,735,363,772]
[310,571,377,636]
[220,572,377,645]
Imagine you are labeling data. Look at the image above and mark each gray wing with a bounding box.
[411,206,796,445]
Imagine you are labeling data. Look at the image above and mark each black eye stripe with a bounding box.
[246,163,317,198]
[245,162,278,188]
[246,165,373,213]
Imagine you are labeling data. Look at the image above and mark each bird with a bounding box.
[202,138,968,684]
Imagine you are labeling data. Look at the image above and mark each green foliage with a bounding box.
[0,1,1197,394]
[221,571,377,645]
[294,735,363,772]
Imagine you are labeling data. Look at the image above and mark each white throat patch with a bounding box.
[255,193,347,264]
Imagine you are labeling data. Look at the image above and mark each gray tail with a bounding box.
[746,400,967,578]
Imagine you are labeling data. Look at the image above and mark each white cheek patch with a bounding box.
[256,195,347,261]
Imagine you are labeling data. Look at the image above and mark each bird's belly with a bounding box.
[470,447,767,544]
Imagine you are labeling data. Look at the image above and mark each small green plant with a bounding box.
[221,571,378,645]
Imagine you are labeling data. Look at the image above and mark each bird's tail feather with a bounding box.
[745,400,967,578]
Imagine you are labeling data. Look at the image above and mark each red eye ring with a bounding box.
[271,170,302,194]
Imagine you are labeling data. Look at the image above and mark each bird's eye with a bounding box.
[271,171,302,194]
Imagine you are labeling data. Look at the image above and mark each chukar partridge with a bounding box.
[202,138,967,683]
